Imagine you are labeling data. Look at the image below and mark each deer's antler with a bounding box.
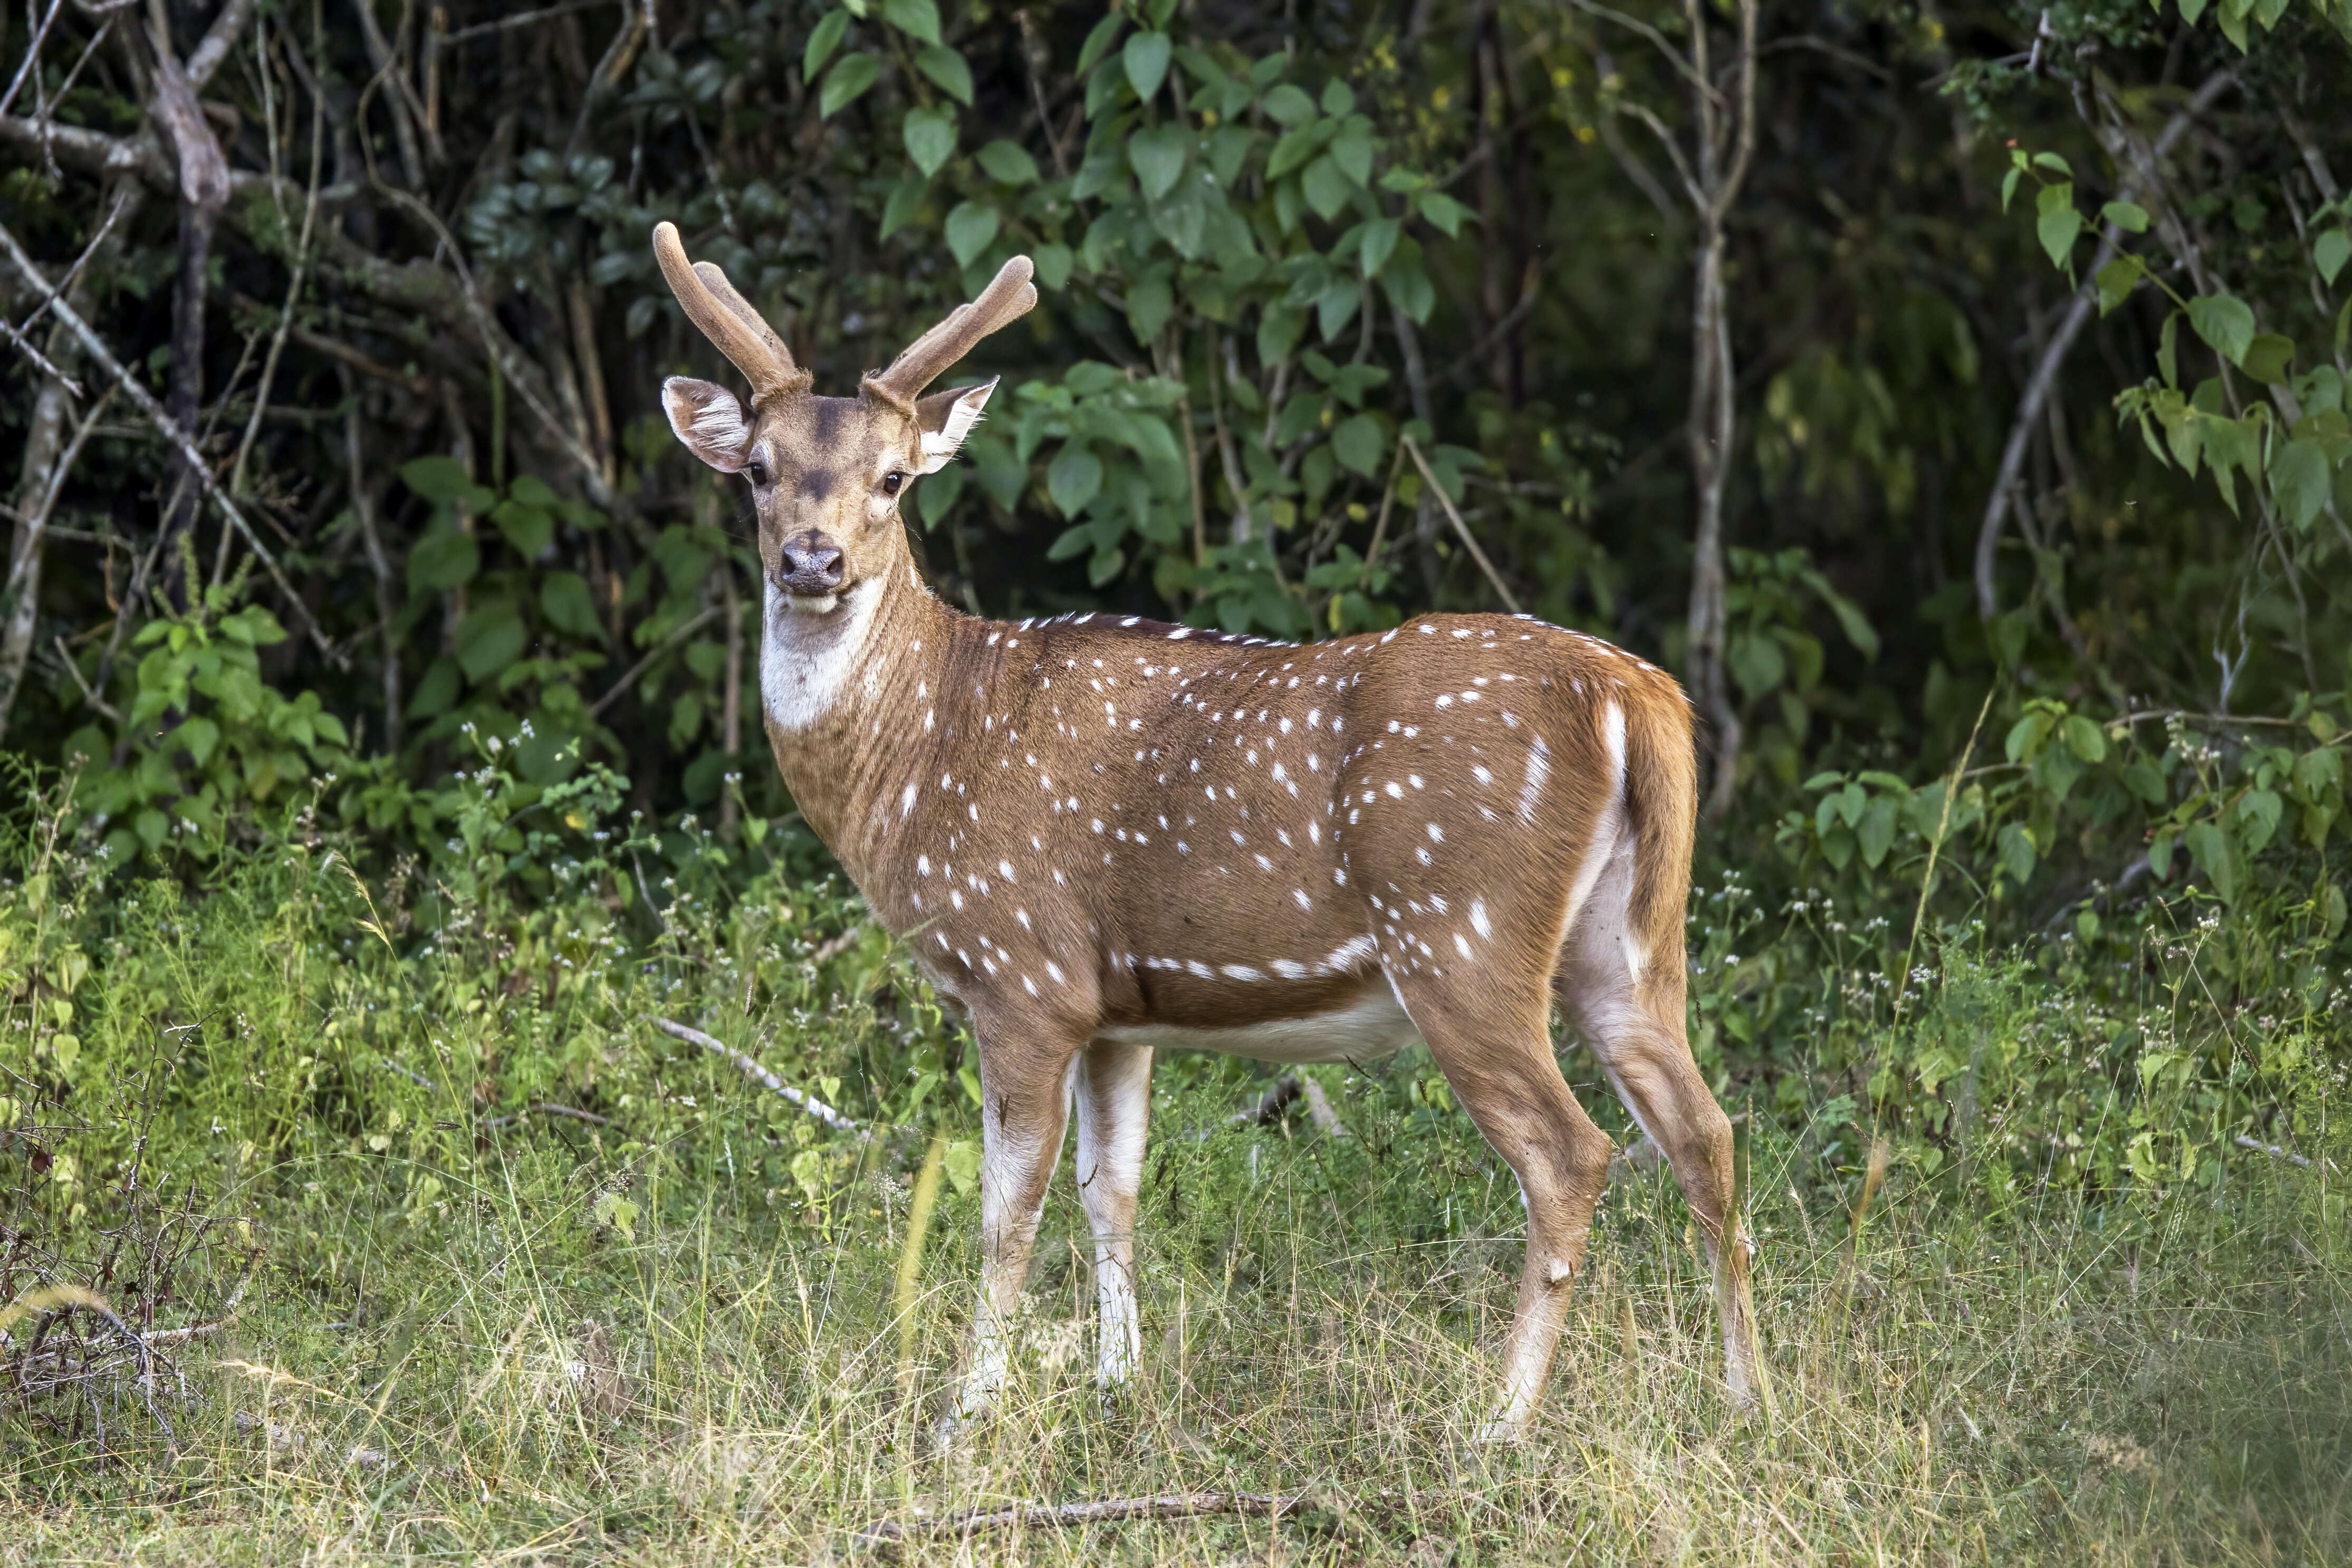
[860,255,1038,415]
[652,221,811,405]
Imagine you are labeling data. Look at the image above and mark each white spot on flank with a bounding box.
[1519,735,1551,826]
[1454,932,1473,958]
[1471,899,1492,939]
[1045,960,1068,985]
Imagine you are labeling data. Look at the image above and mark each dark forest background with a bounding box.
[1,0,2347,983]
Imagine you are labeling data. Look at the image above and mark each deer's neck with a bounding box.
[757,562,961,891]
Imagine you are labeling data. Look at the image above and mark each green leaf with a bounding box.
[491,499,553,559]
[1858,796,1897,869]
[2061,713,2107,763]
[540,571,605,641]
[1047,445,1103,515]
[1127,123,1189,201]
[1359,216,1400,277]
[1257,303,1305,364]
[1996,821,2038,886]
[1417,191,1473,237]
[2317,227,2351,287]
[2158,310,2181,388]
[2100,199,2151,233]
[1124,31,1172,102]
[1383,262,1434,325]
[1032,243,1073,290]
[2270,436,2331,530]
[2031,151,2072,176]
[406,527,479,593]
[1329,124,1374,188]
[820,53,881,118]
[455,603,527,682]
[914,44,972,104]
[2186,293,2256,366]
[1126,274,1174,342]
[943,201,1000,266]
[1331,413,1383,476]
[178,715,220,769]
[1077,12,1126,73]
[879,0,940,46]
[1301,154,1350,220]
[802,9,849,80]
[879,173,925,239]
[903,105,956,177]
[399,455,478,505]
[975,139,1039,185]
[1266,125,1322,181]
[2095,254,2145,315]
[2240,333,2295,384]
[2000,165,2022,214]
[2035,182,2082,272]
[1261,83,1316,125]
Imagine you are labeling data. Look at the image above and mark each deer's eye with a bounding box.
[745,458,770,486]
[881,470,905,497]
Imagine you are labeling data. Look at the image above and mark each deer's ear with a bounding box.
[662,376,753,472]
[913,378,997,474]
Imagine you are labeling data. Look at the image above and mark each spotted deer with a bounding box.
[650,221,1769,1436]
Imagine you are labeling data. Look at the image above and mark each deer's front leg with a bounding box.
[947,1025,1081,1430]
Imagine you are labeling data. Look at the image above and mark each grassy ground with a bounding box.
[4,1061,2347,1566]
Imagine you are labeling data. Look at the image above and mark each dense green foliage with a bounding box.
[4,1,2352,1553]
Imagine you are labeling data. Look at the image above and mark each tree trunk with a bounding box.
[1686,222,1741,822]
[0,333,78,743]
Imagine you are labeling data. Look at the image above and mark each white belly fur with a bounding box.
[1097,984,1422,1064]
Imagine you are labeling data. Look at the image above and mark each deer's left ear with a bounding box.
[913,378,997,474]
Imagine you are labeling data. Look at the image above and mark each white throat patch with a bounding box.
[761,576,882,731]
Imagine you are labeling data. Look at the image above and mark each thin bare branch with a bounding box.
[0,216,338,659]
[1401,435,1522,614]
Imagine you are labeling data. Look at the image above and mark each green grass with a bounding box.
[4,1064,2346,1565]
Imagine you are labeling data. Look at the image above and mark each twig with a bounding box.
[1400,435,1523,614]
[810,919,872,966]
[1973,69,2236,620]
[0,217,338,660]
[651,1016,863,1134]
[439,0,619,44]
[589,607,719,717]
[1298,1076,1351,1139]
[485,1102,612,1130]
[0,313,80,394]
[853,1492,1311,1547]
[51,636,121,721]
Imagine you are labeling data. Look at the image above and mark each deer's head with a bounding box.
[652,222,1036,613]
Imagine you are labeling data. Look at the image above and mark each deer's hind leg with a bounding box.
[1556,832,1770,1410]
[1074,1038,1153,1392]
[1389,965,1615,1439]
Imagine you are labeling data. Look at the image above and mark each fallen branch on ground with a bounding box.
[2235,1133,2327,1171]
[853,1491,1310,1547]
[652,1016,863,1136]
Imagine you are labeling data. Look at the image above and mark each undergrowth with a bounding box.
[2,766,2347,1564]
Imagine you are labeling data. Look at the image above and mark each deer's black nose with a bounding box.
[779,533,844,593]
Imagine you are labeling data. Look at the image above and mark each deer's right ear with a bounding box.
[661,376,754,473]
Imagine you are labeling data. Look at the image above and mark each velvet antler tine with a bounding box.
[863,255,1038,411]
[652,222,805,405]
[692,261,799,375]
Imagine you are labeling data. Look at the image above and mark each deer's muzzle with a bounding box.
[778,532,846,597]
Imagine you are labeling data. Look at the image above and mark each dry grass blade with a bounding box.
[851,1490,1311,1547]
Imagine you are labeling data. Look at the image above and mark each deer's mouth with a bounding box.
[779,587,844,615]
